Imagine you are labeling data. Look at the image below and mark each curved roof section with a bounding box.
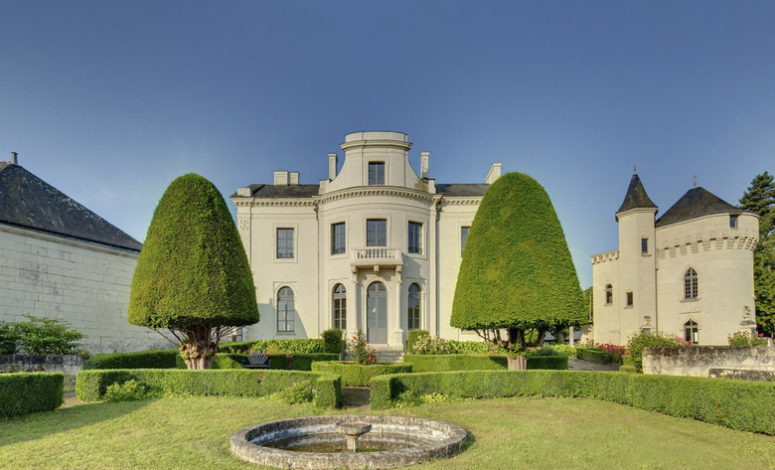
[232,183,490,198]
[656,187,743,227]
[0,163,142,251]
[616,174,657,219]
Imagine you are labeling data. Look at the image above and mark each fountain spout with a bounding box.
[335,422,372,452]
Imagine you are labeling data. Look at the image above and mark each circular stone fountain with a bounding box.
[230,415,468,469]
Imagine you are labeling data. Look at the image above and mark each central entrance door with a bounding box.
[367,282,388,344]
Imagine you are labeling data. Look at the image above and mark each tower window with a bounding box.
[641,238,649,254]
[368,162,385,185]
[331,222,346,255]
[684,320,699,344]
[366,219,387,247]
[684,268,698,300]
[276,228,294,259]
[626,291,634,307]
[730,215,739,228]
[461,226,470,257]
[408,222,422,254]
[605,284,613,305]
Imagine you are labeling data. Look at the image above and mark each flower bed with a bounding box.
[0,372,63,418]
[310,361,412,387]
[369,369,775,435]
[76,369,341,408]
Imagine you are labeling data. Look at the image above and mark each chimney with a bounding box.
[236,187,253,197]
[328,153,338,180]
[11,152,18,165]
[485,163,502,184]
[289,172,299,185]
[420,151,429,178]
[273,170,289,186]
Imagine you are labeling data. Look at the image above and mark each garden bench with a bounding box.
[244,352,270,369]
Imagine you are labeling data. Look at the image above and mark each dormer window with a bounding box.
[368,162,385,185]
[730,215,739,228]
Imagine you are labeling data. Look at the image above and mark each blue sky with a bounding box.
[1,1,774,287]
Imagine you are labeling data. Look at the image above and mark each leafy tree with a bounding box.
[129,174,258,369]
[0,315,85,355]
[739,171,775,336]
[450,172,586,350]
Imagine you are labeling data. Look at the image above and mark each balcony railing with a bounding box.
[350,247,403,268]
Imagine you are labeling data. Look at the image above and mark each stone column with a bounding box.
[393,268,404,346]
[569,326,575,347]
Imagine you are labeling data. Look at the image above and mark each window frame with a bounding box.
[331,222,346,256]
[367,161,386,185]
[276,286,295,333]
[366,219,387,247]
[730,214,739,229]
[684,268,698,300]
[641,237,649,255]
[460,226,470,258]
[408,221,423,255]
[407,283,422,330]
[332,283,347,330]
[605,284,613,305]
[625,291,634,308]
[684,320,699,344]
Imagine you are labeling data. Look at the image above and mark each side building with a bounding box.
[591,171,759,345]
[231,131,501,348]
[0,155,164,352]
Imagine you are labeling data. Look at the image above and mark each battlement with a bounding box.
[590,249,619,265]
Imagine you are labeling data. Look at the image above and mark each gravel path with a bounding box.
[568,357,620,371]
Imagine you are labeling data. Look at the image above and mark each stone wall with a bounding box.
[0,354,85,390]
[0,224,166,353]
[643,346,775,379]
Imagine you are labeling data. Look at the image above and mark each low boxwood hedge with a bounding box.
[403,354,567,371]
[211,353,338,370]
[218,339,325,354]
[76,369,341,408]
[369,370,775,435]
[0,372,63,418]
[576,348,613,364]
[310,361,413,387]
[82,350,179,369]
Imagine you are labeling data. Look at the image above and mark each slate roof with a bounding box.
[231,183,490,198]
[656,187,743,227]
[435,183,489,197]
[616,174,658,218]
[0,163,142,252]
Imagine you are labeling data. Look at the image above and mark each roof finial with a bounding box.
[693,175,697,188]
[633,163,638,175]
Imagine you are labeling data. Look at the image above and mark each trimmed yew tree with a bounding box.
[450,172,586,350]
[129,174,258,369]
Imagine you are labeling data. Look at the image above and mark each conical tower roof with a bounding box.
[616,173,657,221]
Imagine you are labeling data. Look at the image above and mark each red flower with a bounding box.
[759,333,765,337]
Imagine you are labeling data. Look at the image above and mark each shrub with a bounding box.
[0,322,20,354]
[576,347,613,364]
[406,329,429,352]
[311,361,412,387]
[76,369,340,408]
[403,353,567,371]
[348,330,375,365]
[369,370,775,435]
[627,332,682,373]
[546,344,576,357]
[728,331,769,347]
[82,350,180,369]
[8,315,85,355]
[103,379,150,402]
[218,339,325,354]
[281,380,314,404]
[211,352,338,370]
[321,329,345,354]
[0,372,63,418]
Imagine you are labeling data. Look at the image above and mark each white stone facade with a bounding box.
[0,224,165,353]
[232,131,500,347]
[591,175,759,346]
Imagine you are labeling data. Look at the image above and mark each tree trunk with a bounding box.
[507,355,526,370]
[180,326,216,369]
[537,328,548,347]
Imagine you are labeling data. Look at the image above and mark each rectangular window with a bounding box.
[461,226,470,257]
[276,228,294,259]
[626,291,634,307]
[368,162,385,185]
[730,215,739,228]
[408,222,422,254]
[366,219,387,247]
[641,238,648,254]
[331,222,346,255]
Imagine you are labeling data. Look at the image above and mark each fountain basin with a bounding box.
[230,415,468,469]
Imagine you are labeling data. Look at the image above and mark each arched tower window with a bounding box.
[684,320,699,344]
[684,268,698,300]
[332,284,347,330]
[407,283,421,330]
[605,284,613,305]
[277,287,295,333]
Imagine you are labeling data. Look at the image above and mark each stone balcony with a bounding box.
[350,247,403,272]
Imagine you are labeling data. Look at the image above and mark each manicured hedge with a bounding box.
[576,348,613,364]
[369,370,775,435]
[403,354,567,371]
[211,353,338,371]
[0,372,63,418]
[218,339,326,354]
[310,362,413,387]
[76,369,340,408]
[82,350,179,369]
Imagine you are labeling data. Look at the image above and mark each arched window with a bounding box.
[277,287,295,333]
[684,320,699,344]
[332,284,347,330]
[407,283,421,330]
[684,268,698,300]
[605,284,613,305]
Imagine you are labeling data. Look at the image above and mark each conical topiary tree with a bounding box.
[450,172,585,350]
[129,173,258,369]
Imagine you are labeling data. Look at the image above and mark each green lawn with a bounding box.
[1,396,774,469]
